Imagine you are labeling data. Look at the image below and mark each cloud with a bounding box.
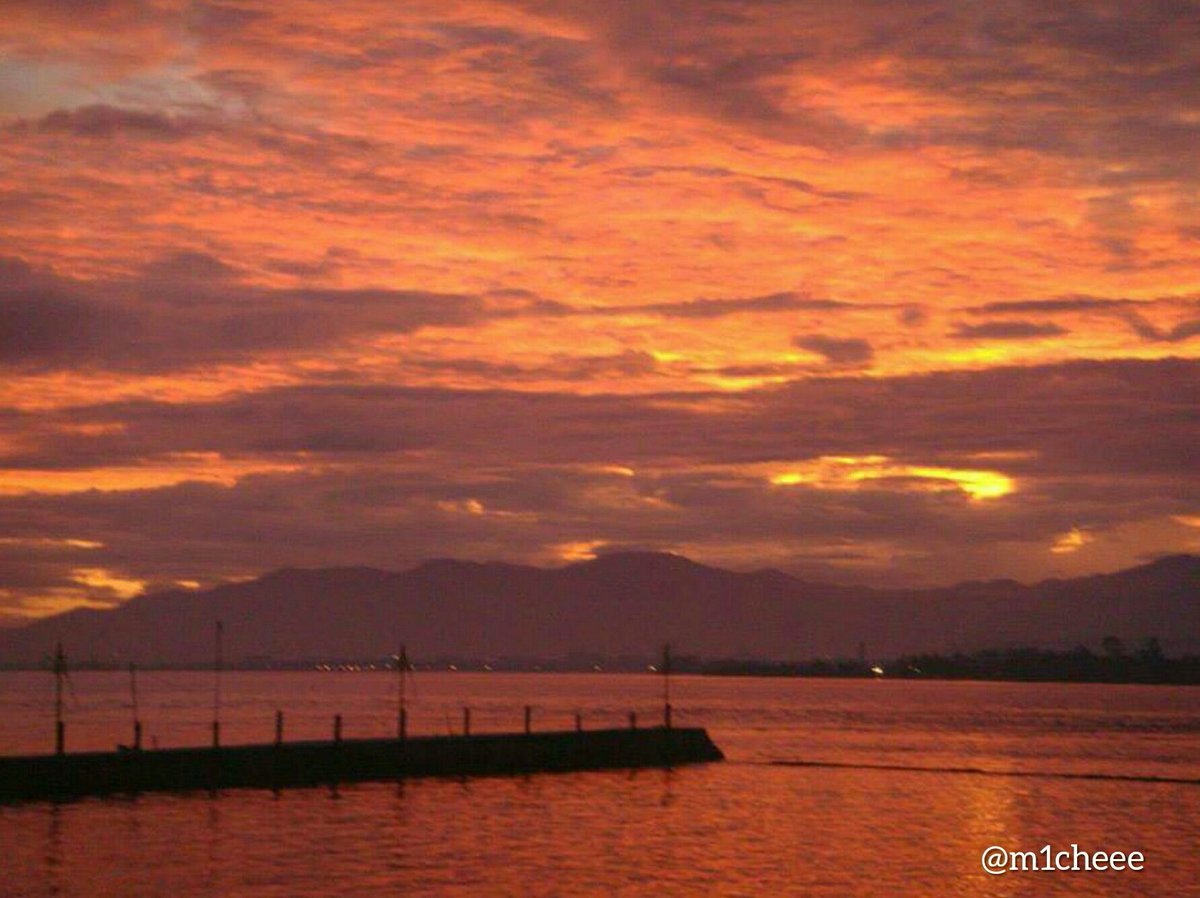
[9,357,1192,478]
[0,254,504,373]
[951,321,1068,340]
[402,350,660,384]
[611,292,852,319]
[0,255,877,376]
[2,0,1199,614]
[32,104,206,140]
[792,334,874,367]
[0,357,1196,613]
[1122,313,1200,344]
[968,297,1144,315]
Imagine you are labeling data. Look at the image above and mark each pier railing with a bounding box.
[32,702,684,757]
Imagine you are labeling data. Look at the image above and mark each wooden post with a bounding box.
[134,720,143,751]
[575,711,582,732]
[629,711,637,730]
[463,706,470,737]
[524,705,532,735]
[334,714,342,744]
[275,710,284,746]
[211,720,220,749]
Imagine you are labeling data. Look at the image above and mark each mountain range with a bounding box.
[1,552,1196,666]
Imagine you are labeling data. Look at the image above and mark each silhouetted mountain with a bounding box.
[0,552,1196,666]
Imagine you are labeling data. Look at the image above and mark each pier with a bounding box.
[3,641,723,803]
[0,726,724,803]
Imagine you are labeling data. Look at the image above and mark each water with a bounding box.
[2,672,1197,896]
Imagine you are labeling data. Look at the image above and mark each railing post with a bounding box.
[629,711,637,730]
[275,710,284,746]
[524,705,532,735]
[575,711,582,732]
[665,703,672,730]
[134,720,143,751]
[399,707,407,741]
[56,721,65,756]
[333,714,342,744]
[463,707,471,737]
[211,720,220,749]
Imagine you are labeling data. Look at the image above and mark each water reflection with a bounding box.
[203,794,222,897]
[44,803,63,897]
[1,676,1197,896]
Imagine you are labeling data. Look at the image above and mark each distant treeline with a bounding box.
[6,638,1199,683]
[702,638,1200,684]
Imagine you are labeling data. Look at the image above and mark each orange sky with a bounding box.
[1,0,1198,620]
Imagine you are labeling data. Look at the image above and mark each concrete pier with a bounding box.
[0,726,723,803]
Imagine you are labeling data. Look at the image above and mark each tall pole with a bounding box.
[212,620,223,748]
[54,643,66,755]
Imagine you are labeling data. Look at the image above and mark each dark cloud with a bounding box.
[606,292,852,319]
[962,297,1200,345]
[188,0,270,36]
[141,250,239,284]
[1122,313,1200,343]
[968,297,1144,315]
[0,257,871,374]
[32,105,207,140]
[526,0,1200,192]
[400,350,660,384]
[606,165,861,200]
[0,288,138,364]
[950,321,1068,340]
[0,254,502,373]
[792,334,874,366]
[711,363,800,378]
[0,258,141,365]
[11,358,1192,478]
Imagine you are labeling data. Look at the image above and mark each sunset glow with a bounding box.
[769,457,1015,501]
[1,0,1197,618]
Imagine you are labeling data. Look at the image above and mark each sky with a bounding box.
[1,0,1198,622]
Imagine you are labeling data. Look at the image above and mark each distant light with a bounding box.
[592,664,602,671]
[870,665,885,676]
[648,665,658,672]
[448,663,458,671]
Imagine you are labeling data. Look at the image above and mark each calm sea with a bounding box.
[1,672,1197,897]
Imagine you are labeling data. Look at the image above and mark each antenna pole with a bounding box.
[54,643,66,755]
[662,642,672,730]
[212,620,223,748]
